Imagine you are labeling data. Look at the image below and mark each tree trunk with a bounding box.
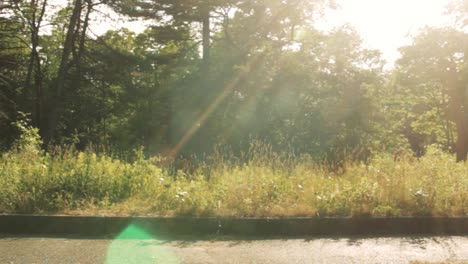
[34,0,46,133]
[71,0,91,94]
[25,0,38,118]
[452,85,468,162]
[33,48,43,132]
[201,5,210,72]
[45,0,82,144]
[448,70,468,162]
[22,0,46,132]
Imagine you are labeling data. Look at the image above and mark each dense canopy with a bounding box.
[0,0,467,164]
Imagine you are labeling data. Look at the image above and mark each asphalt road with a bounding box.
[0,235,467,264]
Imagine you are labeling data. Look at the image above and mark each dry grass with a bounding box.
[1,145,467,217]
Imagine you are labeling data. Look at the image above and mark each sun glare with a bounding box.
[318,0,452,65]
[85,0,453,66]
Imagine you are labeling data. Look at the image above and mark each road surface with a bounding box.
[0,235,467,263]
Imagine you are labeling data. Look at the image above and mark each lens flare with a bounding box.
[106,224,181,264]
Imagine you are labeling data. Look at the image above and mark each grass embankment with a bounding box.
[0,146,466,217]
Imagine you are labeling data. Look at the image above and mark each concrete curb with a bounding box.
[0,215,466,237]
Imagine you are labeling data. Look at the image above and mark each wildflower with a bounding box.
[414,189,428,197]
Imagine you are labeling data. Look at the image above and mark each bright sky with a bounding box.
[317,0,453,66]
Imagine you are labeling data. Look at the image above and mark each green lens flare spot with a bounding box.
[106,224,181,264]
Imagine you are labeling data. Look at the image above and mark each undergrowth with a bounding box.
[0,141,466,217]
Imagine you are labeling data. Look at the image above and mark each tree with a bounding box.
[396,27,468,161]
[45,0,112,143]
[0,0,48,147]
[448,0,468,28]
[9,0,48,131]
[111,0,234,67]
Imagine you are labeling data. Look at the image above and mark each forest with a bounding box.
[0,0,467,217]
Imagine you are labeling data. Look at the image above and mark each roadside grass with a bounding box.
[0,145,466,217]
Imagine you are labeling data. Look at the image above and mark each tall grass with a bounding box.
[0,144,466,217]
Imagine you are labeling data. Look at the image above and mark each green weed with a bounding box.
[0,144,466,217]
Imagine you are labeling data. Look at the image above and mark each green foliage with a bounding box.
[11,112,42,153]
[0,146,466,217]
[1,0,466,162]
[1,0,468,217]
[393,27,468,159]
